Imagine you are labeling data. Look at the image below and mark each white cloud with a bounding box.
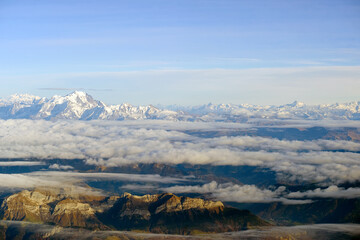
[0,119,359,185]
[0,171,184,195]
[0,173,83,193]
[49,164,74,170]
[0,161,44,166]
[288,186,360,199]
[26,171,184,184]
[162,181,311,205]
[120,184,158,191]
[163,181,360,204]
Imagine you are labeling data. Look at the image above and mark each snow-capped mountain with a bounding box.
[0,91,359,121]
[162,100,360,121]
[0,91,179,121]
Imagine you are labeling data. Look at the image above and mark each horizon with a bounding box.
[1,90,359,107]
[1,0,359,105]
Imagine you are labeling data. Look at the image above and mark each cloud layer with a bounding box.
[162,181,311,204]
[163,181,360,204]
[2,220,359,240]
[0,171,185,196]
[0,119,359,186]
[0,161,44,166]
[288,185,360,199]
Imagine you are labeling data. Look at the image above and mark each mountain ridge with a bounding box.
[0,189,269,234]
[1,91,360,121]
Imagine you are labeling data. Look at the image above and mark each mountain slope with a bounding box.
[0,189,108,229]
[1,91,360,121]
[0,91,180,120]
[231,199,360,225]
[0,189,269,234]
[101,192,270,234]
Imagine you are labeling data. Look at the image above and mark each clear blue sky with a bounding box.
[0,0,359,105]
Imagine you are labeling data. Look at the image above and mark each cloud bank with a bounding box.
[0,161,44,166]
[0,119,359,185]
[162,181,360,204]
[288,185,360,199]
[0,171,184,195]
[162,181,311,205]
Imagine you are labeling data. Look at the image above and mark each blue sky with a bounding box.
[0,0,359,105]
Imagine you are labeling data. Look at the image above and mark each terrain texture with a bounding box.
[0,189,268,234]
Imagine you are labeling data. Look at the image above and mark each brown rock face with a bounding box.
[0,190,269,234]
[0,189,108,229]
[102,192,269,234]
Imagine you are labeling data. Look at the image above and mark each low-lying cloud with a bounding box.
[1,220,360,240]
[49,164,74,170]
[288,185,360,199]
[162,181,311,205]
[0,171,184,195]
[0,119,359,185]
[0,161,44,166]
[162,181,360,204]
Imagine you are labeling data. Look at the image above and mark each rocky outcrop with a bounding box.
[0,189,269,234]
[0,189,108,229]
[102,192,269,234]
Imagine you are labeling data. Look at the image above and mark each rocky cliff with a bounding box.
[0,189,109,229]
[101,192,270,234]
[0,189,269,234]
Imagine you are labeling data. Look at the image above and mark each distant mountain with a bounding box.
[231,199,360,225]
[165,101,360,121]
[1,91,360,121]
[0,91,180,120]
[0,189,269,234]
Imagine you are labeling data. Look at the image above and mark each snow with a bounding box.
[0,91,359,121]
[2,94,43,104]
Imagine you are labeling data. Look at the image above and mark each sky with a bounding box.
[0,0,359,105]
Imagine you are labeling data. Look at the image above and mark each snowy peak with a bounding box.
[36,91,104,119]
[50,91,99,106]
[0,92,359,121]
[0,92,179,120]
[0,93,44,105]
[65,91,97,105]
[286,101,306,108]
[163,101,360,121]
[67,90,87,98]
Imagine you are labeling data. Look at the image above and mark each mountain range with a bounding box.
[0,189,268,234]
[0,91,360,121]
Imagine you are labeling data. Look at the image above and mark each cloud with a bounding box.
[38,88,112,92]
[224,224,360,240]
[254,119,360,129]
[49,164,74,170]
[163,181,360,204]
[1,220,360,240]
[120,184,158,192]
[0,171,184,195]
[26,171,184,184]
[38,88,80,91]
[206,136,360,152]
[0,119,359,185]
[162,181,311,205]
[287,186,360,199]
[0,161,44,166]
[0,173,83,193]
